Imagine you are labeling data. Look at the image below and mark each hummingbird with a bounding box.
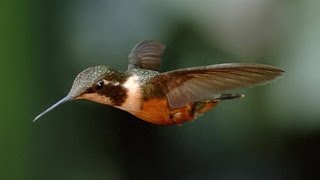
[34,41,284,125]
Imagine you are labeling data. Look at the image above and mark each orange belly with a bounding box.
[133,98,219,125]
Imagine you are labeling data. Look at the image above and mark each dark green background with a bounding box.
[1,0,320,179]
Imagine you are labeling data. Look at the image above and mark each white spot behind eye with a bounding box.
[102,80,119,86]
[103,80,110,85]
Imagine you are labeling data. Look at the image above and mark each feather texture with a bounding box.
[128,41,165,71]
[150,63,284,108]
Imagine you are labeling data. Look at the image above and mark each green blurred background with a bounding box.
[1,0,320,179]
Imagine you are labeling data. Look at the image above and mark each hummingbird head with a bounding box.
[34,66,122,122]
[68,66,115,98]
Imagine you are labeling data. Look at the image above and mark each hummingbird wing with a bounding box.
[128,41,166,71]
[151,63,284,108]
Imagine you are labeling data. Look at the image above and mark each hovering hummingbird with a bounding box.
[34,41,284,125]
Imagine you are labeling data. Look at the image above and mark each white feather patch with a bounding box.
[119,75,142,112]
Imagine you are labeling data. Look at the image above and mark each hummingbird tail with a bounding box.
[215,93,244,101]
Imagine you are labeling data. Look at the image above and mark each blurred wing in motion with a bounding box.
[151,63,284,108]
[128,40,166,71]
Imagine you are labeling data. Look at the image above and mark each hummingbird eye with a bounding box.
[95,80,104,90]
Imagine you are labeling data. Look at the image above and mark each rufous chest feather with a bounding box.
[133,98,219,125]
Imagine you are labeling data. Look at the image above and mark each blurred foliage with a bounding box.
[1,0,320,179]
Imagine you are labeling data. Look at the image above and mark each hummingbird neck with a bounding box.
[116,74,142,112]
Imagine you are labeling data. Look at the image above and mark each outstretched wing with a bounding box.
[151,63,284,108]
[128,41,166,71]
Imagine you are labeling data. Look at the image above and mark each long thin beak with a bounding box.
[33,95,72,122]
